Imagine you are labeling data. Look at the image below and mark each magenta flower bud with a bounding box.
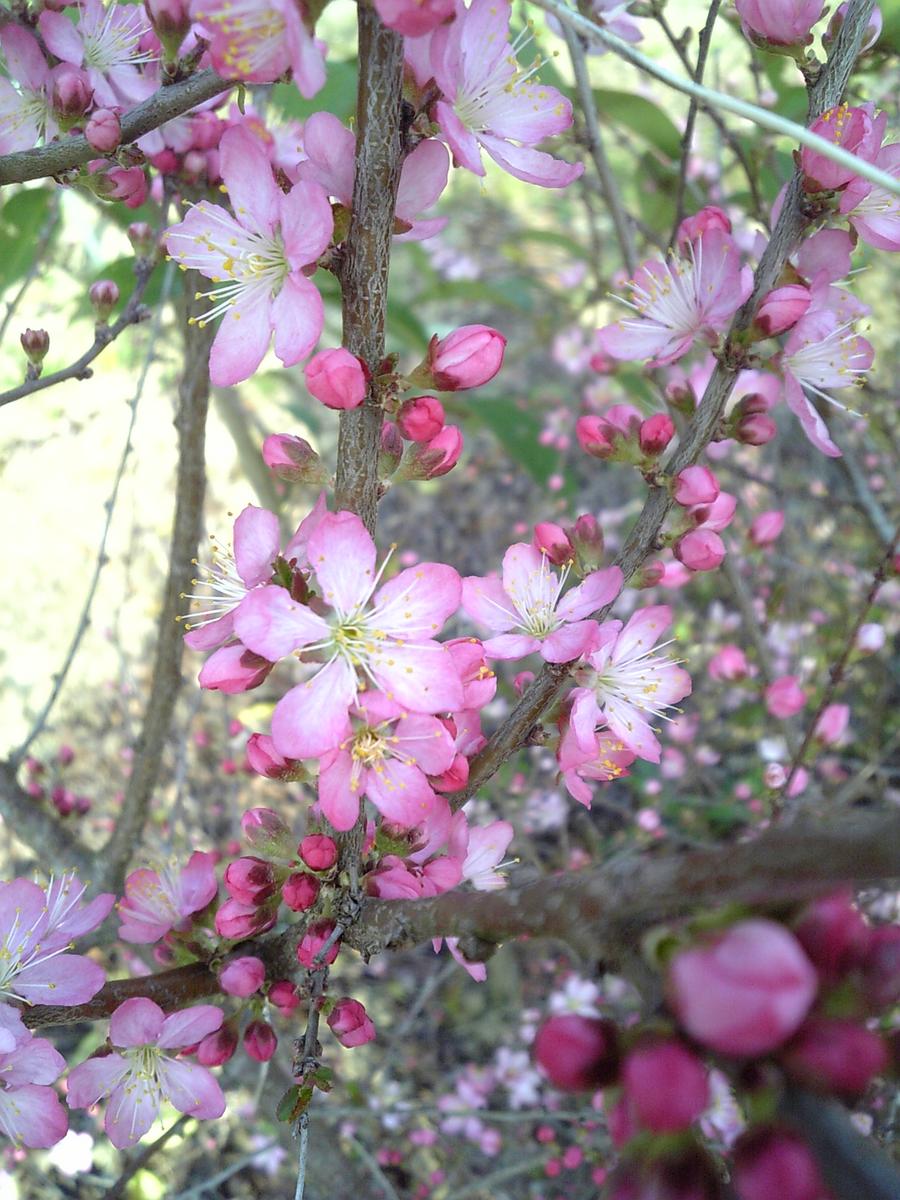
[765,675,806,719]
[223,856,277,905]
[327,997,376,1048]
[297,919,341,968]
[244,1019,277,1062]
[85,108,122,153]
[424,324,506,391]
[782,1016,888,1097]
[621,1039,709,1133]
[675,205,731,250]
[219,955,265,997]
[196,1023,238,1066]
[240,807,294,860]
[282,871,321,912]
[794,890,870,983]
[57,744,76,767]
[261,433,326,483]
[749,510,784,547]
[668,919,818,1057]
[299,834,338,871]
[94,163,148,209]
[124,222,154,262]
[145,0,191,54]
[20,328,49,366]
[246,733,303,780]
[813,702,849,745]
[859,925,900,1010]
[533,1015,620,1091]
[734,410,778,446]
[89,280,120,321]
[801,104,882,192]
[735,0,824,47]
[214,898,277,940]
[639,413,675,456]
[268,980,301,1014]
[396,395,446,441]
[50,64,92,122]
[732,1128,823,1200]
[675,529,725,572]
[576,415,615,459]
[753,285,811,337]
[673,465,720,508]
[708,644,749,682]
[305,348,368,410]
[569,513,605,573]
[397,425,464,480]
[532,521,574,566]
[379,420,404,477]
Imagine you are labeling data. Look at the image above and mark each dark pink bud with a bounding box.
[708,644,749,681]
[92,163,148,208]
[327,997,376,1047]
[634,560,665,588]
[282,871,321,912]
[50,64,92,122]
[533,1014,620,1091]
[196,1023,238,1066]
[246,733,303,780]
[673,465,719,508]
[782,1016,888,1097]
[85,108,122,153]
[735,0,824,48]
[754,285,811,337]
[734,411,777,446]
[794,890,870,983]
[668,919,818,1057]
[567,514,604,574]
[268,980,301,1014]
[198,646,273,693]
[89,280,119,322]
[57,744,75,767]
[859,925,900,1010]
[675,529,725,572]
[305,348,368,410]
[74,794,91,815]
[20,328,49,366]
[244,1019,277,1062]
[219,955,265,997]
[379,420,404,476]
[261,433,326,484]
[576,415,615,459]
[639,413,675,456]
[396,395,445,441]
[240,806,294,860]
[675,205,731,250]
[732,1128,823,1200]
[533,521,573,566]
[749,510,784,547]
[299,834,338,871]
[223,856,276,905]
[621,1039,709,1133]
[297,919,341,968]
[397,425,463,480]
[425,324,506,391]
[214,898,277,940]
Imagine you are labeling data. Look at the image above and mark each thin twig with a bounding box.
[444,1154,549,1200]
[171,1139,280,1199]
[344,1130,402,1200]
[101,1114,191,1200]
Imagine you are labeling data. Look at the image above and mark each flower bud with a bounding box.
[126,221,156,261]
[327,997,376,1047]
[373,0,455,37]
[734,410,777,446]
[299,834,338,871]
[20,328,49,367]
[859,925,900,1010]
[764,675,806,719]
[50,64,92,123]
[57,744,75,767]
[85,108,122,153]
[90,163,148,208]
[218,955,265,998]
[89,280,120,322]
[708,644,749,682]
[196,1023,238,1066]
[576,415,614,459]
[532,522,574,566]
[246,733,303,780]
[823,1,882,53]
[261,433,327,485]
[268,980,301,1014]
[244,1019,277,1062]
[675,205,731,250]
[379,420,404,477]
[396,425,463,480]
[753,285,811,337]
[633,560,665,588]
[621,1039,709,1133]
[735,0,824,48]
[214,898,277,940]
[732,1127,823,1200]
[668,919,817,1056]
[396,395,445,441]
[297,919,341,968]
[675,529,725,572]
[145,0,191,56]
[305,348,368,410]
[639,413,675,456]
[421,325,506,391]
[794,890,870,984]
[782,1016,888,1097]
[568,513,605,574]
[749,510,784,547]
[223,856,277,905]
[240,807,294,860]
[282,871,321,912]
[673,465,720,508]
[533,1014,620,1091]
[813,702,849,745]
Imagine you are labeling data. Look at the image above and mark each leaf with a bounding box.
[276,1083,314,1123]
[0,187,55,291]
[474,396,561,487]
[593,90,682,160]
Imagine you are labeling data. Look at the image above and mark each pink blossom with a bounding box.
[235,511,463,759]
[638,413,675,456]
[558,722,635,807]
[569,606,692,764]
[765,675,806,719]
[50,64,93,124]
[40,0,155,108]
[196,1024,238,1066]
[800,104,885,192]
[219,955,265,997]
[305,348,368,410]
[197,644,273,693]
[223,857,276,905]
[782,1016,887,1098]
[297,919,341,968]
[814,702,850,745]
[327,997,376,1047]
[0,26,57,154]
[444,638,497,710]
[282,872,320,911]
[840,141,900,252]
[214,898,276,939]
[67,998,225,1148]
[0,1028,68,1148]
[118,851,217,943]
[675,529,725,572]
[596,229,752,366]
[374,0,454,37]
[748,510,784,547]
[448,812,515,891]
[261,434,324,484]
[533,1014,620,1091]
[190,0,325,97]
[668,919,818,1056]
[708,644,749,682]
[428,0,583,188]
[794,890,871,983]
[675,205,731,248]
[463,545,622,664]
[734,0,824,46]
[246,733,300,780]
[317,690,456,832]
[422,325,507,391]
[532,522,574,566]
[165,126,333,387]
[576,407,641,460]
[621,1039,709,1133]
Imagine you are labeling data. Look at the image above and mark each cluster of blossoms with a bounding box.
[534,900,897,1199]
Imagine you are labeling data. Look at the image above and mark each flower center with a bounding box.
[82,4,155,72]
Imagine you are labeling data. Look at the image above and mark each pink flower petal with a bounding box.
[280,179,334,267]
[308,512,377,614]
[270,658,357,758]
[373,562,461,637]
[0,1084,68,1148]
[556,566,623,622]
[220,125,282,234]
[271,273,324,367]
[235,586,329,661]
[208,291,273,388]
[461,574,518,632]
[317,750,362,832]
[542,621,598,663]
[371,641,464,713]
[157,1057,226,1119]
[783,375,841,458]
[233,505,280,588]
[482,632,541,660]
[478,133,583,189]
[14,954,106,1007]
[105,1076,160,1148]
[66,1053,130,1109]
[158,1005,223,1050]
[110,998,165,1048]
[435,99,485,175]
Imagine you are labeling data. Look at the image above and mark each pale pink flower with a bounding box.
[0,26,57,153]
[429,0,583,188]
[840,141,900,252]
[190,0,325,96]
[734,0,823,46]
[596,228,752,365]
[374,0,454,37]
[40,0,155,107]
[235,511,463,759]
[749,510,785,547]
[0,1029,68,1148]
[708,644,749,682]
[557,721,635,807]
[67,998,225,1148]
[569,606,692,764]
[165,125,333,386]
[462,545,622,663]
[814,703,850,745]
[117,851,218,944]
[765,675,806,719]
[448,812,515,890]
[317,691,457,832]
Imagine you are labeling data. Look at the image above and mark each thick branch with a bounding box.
[0,70,232,186]
[333,4,405,533]
[0,760,92,878]
[456,0,875,804]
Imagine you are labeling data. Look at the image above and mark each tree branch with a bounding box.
[0,759,93,878]
[0,70,232,187]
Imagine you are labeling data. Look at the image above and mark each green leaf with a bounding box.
[270,61,358,123]
[0,188,55,291]
[276,1084,314,1123]
[593,90,682,160]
